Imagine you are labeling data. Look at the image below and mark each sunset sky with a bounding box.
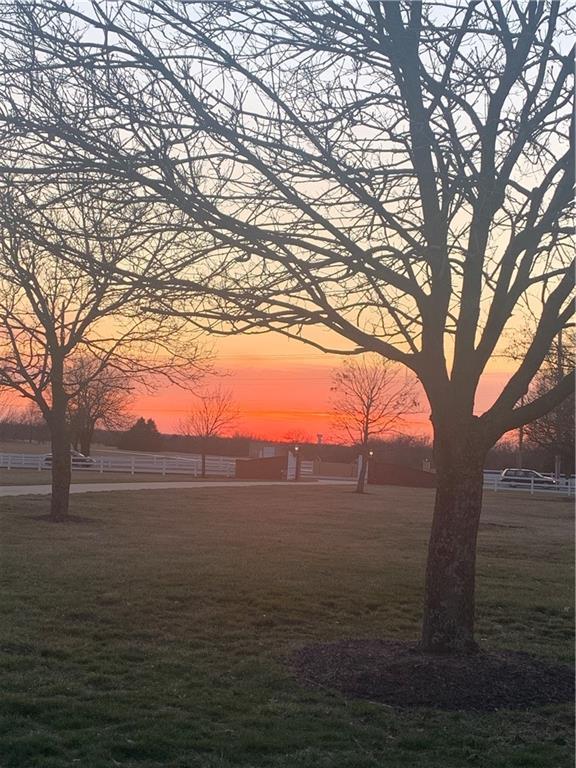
[133,332,515,442]
[1,323,517,443]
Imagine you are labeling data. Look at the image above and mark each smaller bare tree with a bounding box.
[0,390,14,421]
[0,182,207,520]
[67,358,133,456]
[283,430,311,446]
[0,390,16,441]
[525,332,575,475]
[331,357,419,493]
[179,387,238,478]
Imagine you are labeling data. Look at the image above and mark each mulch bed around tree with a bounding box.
[27,514,96,524]
[291,639,574,711]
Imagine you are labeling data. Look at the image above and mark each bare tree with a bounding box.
[0,2,573,650]
[178,387,238,478]
[0,389,16,441]
[67,357,133,456]
[0,183,207,520]
[283,430,312,446]
[332,357,419,493]
[0,390,14,421]
[525,332,575,474]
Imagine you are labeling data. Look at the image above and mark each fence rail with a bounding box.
[0,453,236,477]
[1,452,573,493]
[483,471,575,496]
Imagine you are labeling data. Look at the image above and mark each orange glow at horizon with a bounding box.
[2,331,516,443]
[131,334,514,442]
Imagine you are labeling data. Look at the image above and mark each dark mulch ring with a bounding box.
[291,639,575,711]
[26,514,96,524]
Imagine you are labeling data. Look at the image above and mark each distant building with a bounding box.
[248,442,289,459]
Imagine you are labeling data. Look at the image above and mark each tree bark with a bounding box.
[421,426,486,654]
[49,399,71,521]
[47,354,72,521]
[79,421,95,456]
[201,450,206,478]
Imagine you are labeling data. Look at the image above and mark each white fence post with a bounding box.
[286,451,296,481]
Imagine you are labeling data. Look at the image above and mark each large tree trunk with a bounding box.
[48,360,72,521]
[421,426,487,654]
[49,401,71,521]
[79,421,95,456]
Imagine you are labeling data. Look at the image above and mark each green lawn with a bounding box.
[0,485,573,768]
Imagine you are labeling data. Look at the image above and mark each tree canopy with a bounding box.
[0,1,572,447]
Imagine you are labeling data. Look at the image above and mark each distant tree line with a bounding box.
[118,418,163,453]
[1,406,571,477]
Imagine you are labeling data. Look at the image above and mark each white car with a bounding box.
[500,468,556,487]
[42,450,96,469]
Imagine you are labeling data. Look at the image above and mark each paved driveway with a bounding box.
[0,479,354,497]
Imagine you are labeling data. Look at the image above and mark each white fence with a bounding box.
[483,470,575,496]
[1,452,573,492]
[0,453,236,478]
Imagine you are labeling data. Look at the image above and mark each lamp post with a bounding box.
[294,445,300,481]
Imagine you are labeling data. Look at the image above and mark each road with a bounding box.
[0,479,354,497]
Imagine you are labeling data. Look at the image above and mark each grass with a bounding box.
[0,484,573,768]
